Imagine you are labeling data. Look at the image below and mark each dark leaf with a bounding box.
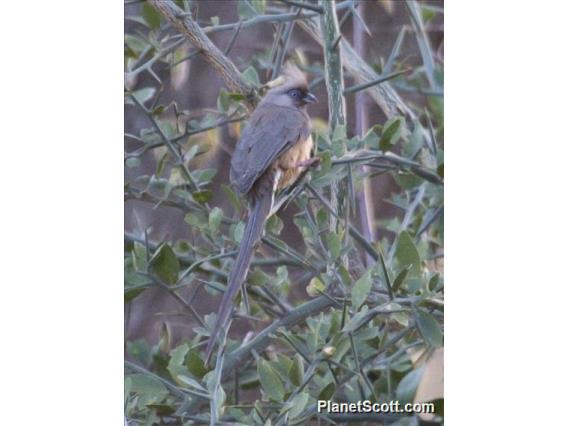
[415,308,443,347]
[395,365,425,405]
[289,354,304,387]
[141,2,161,29]
[192,190,213,204]
[258,358,285,402]
[392,266,411,294]
[318,382,336,400]
[186,349,208,379]
[380,116,404,152]
[208,207,223,234]
[395,231,422,277]
[351,269,372,311]
[125,286,146,302]
[150,244,180,285]
[326,232,341,261]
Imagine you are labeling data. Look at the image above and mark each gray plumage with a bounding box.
[205,65,316,365]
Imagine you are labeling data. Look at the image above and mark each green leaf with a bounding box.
[406,121,424,157]
[150,244,180,285]
[318,382,336,400]
[128,87,156,105]
[208,207,223,234]
[289,354,304,387]
[380,116,404,152]
[392,266,411,293]
[242,65,260,87]
[325,232,341,261]
[158,322,172,354]
[395,365,425,405]
[332,124,347,141]
[237,0,265,19]
[126,157,140,168]
[331,129,346,157]
[217,88,229,111]
[178,374,208,392]
[351,269,372,311]
[248,269,270,286]
[228,93,247,102]
[395,231,422,277]
[266,214,283,235]
[151,104,165,117]
[362,124,381,148]
[127,340,152,366]
[193,168,217,184]
[221,184,242,214]
[174,239,191,254]
[288,392,309,419]
[342,305,369,333]
[124,286,146,302]
[319,150,332,174]
[415,309,443,347]
[428,273,440,292]
[167,344,189,383]
[127,373,168,401]
[258,358,285,402]
[141,2,161,29]
[145,404,175,416]
[155,152,168,177]
[185,211,207,229]
[192,190,213,204]
[306,276,325,297]
[233,221,245,243]
[186,349,208,379]
[124,35,146,55]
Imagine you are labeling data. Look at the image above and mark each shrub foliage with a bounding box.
[125,1,443,424]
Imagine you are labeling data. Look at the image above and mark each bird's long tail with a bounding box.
[205,192,272,365]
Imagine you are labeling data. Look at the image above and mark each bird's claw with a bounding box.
[295,157,320,169]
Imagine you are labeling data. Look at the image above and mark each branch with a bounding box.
[129,94,199,191]
[279,0,323,14]
[221,295,334,379]
[148,0,257,103]
[298,19,416,121]
[319,0,350,273]
[352,0,374,267]
[201,1,353,35]
[319,0,346,130]
[332,150,443,185]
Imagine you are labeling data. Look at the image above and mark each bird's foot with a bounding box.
[295,157,320,169]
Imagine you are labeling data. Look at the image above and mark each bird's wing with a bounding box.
[230,104,310,195]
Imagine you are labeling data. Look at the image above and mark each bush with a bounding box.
[125,1,443,424]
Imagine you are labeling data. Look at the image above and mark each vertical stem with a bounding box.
[319,1,346,130]
[353,0,375,267]
[319,0,347,271]
[272,7,298,78]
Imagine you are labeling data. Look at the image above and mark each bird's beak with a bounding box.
[303,92,318,104]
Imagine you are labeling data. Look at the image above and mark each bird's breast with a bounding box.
[274,134,313,190]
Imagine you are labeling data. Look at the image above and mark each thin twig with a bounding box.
[343,68,410,95]
[279,0,323,13]
[148,0,256,101]
[129,93,199,191]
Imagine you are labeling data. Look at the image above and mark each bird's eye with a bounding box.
[288,89,301,98]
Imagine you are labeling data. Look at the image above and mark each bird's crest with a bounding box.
[265,63,308,91]
[281,63,308,88]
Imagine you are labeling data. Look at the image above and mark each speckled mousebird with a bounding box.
[205,65,318,364]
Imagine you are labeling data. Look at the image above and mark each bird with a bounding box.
[205,64,318,364]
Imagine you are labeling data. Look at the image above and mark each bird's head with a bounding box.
[262,64,318,109]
